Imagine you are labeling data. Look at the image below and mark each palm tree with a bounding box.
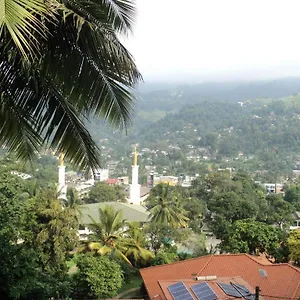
[80,205,154,265]
[148,184,189,228]
[0,0,141,170]
[124,222,154,266]
[79,205,131,264]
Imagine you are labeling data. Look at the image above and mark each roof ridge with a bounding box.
[140,254,213,272]
[119,202,149,214]
[263,262,300,271]
[244,253,272,266]
[196,254,214,276]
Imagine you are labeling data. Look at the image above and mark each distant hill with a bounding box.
[87,79,300,177]
[136,77,300,114]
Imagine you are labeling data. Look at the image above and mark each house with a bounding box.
[94,168,109,181]
[290,211,300,230]
[262,183,283,194]
[140,253,300,300]
[78,202,150,240]
[106,178,119,185]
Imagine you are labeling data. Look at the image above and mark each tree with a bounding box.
[219,219,282,257]
[0,179,38,299]
[73,254,123,299]
[264,194,294,228]
[0,0,141,170]
[124,223,155,266]
[0,172,73,299]
[284,185,300,210]
[148,184,189,228]
[144,223,189,255]
[287,230,300,266]
[28,189,79,276]
[86,182,126,203]
[81,205,153,265]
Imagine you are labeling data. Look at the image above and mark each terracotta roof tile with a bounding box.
[140,254,300,300]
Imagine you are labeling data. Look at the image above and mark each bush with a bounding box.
[150,251,179,266]
[72,254,123,299]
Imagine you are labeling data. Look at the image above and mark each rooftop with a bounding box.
[78,202,150,224]
[140,253,300,300]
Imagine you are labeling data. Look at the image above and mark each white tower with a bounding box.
[129,146,141,205]
[57,153,67,200]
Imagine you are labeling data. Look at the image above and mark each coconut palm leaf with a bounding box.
[0,0,141,170]
[149,184,189,228]
[0,0,50,59]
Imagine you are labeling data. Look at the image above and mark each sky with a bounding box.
[123,0,300,82]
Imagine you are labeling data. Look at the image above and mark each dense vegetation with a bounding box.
[1,144,300,298]
[88,85,300,181]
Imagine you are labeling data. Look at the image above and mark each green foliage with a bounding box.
[81,205,154,266]
[85,182,126,203]
[150,250,179,266]
[148,184,189,228]
[145,223,189,254]
[284,185,300,210]
[27,188,79,276]
[0,171,74,299]
[219,219,283,257]
[74,254,123,299]
[287,230,300,266]
[0,0,141,170]
[264,194,294,227]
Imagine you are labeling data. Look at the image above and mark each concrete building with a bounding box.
[94,168,109,181]
[129,146,141,205]
[57,153,67,200]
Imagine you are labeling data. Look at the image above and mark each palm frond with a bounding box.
[67,0,136,34]
[0,0,141,170]
[0,60,42,161]
[0,0,51,59]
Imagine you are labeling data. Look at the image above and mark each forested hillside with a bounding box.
[86,79,300,179]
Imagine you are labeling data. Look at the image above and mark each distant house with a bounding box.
[78,202,150,240]
[140,253,300,299]
[106,178,119,186]
[290,211,300,230]
[94,168,109,181]
[10,171,32,180]
[262,183,283,194]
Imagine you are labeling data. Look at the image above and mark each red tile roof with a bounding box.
[106,178,119,185]
[140,254,300,300]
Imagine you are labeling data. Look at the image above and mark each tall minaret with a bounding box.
[129,146,141,205]
[58,153,67,200]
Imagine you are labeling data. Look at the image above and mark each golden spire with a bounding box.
[59,153,65,167]
[133,146,138,166]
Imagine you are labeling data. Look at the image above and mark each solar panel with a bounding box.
[217,282,242,298]
[231,283,254,300]
[191,281,218,300]
[168,281,194,300]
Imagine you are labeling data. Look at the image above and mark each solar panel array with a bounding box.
[217,282,242,298]
[191,281,218,300]
[231,283,255,300]
[168,282,194,300]
[167,281,254,300]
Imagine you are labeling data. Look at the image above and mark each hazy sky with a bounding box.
[123,0,300,82]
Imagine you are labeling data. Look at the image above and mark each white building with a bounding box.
[93,169,109,181]
[129,146,141,205]
[57,153,67,200]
